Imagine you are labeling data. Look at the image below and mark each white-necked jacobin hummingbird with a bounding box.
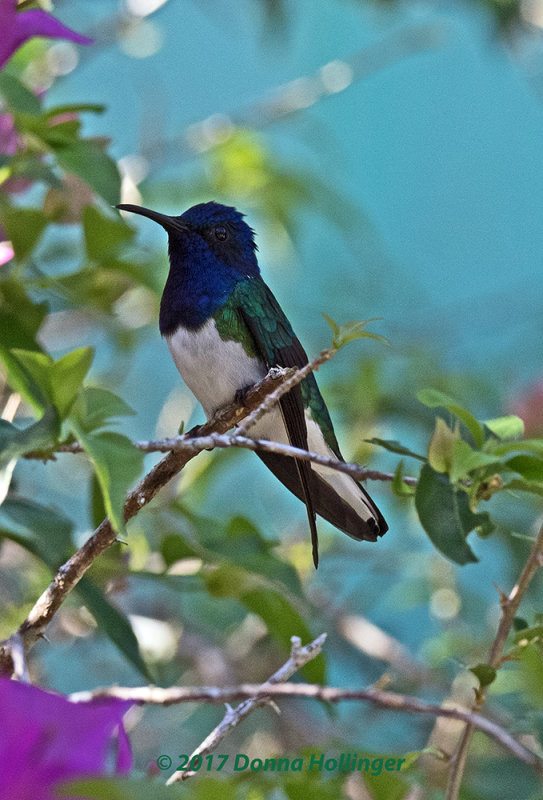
[117,201,388,567]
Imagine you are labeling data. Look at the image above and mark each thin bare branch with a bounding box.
[35,433,415,485]
[445,521,543,800]
[68,673,542,775]
[166,633,327,784]
[127,433,416,486]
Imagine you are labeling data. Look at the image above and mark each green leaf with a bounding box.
[323,314,389,350]
[6,349,53,412]
[9,347,94,418]
[71,387,136,434]
[417,389,484,448]
[519,643,543,707]
[0,284,48,410]
[391,460,416,497]
[399,747,445,770]
[0,405,60,468]
[484,414,525,440]
[72,428,143,532]
[449,439,503,484]
[40,119,81,146]
[504,478,543,497]
[365,438,426,462]
[505,454,543,482]
[414,464,481,564]
[0,73,41,114]
[470,663,497,688]
[160,532,200,565]
[172,506,303,596]
[428,417,458,473]
[0,496,72,566]
[43,103,105,118]
[205,565,324,683]
[513,624,543,647]
[83,205,135,261]
[76,576,152,681]
[58,778,179,800]
[50,347,94,417]
[493,439,543,458]
[0,208,48,261]
[55,140,121,205]
[0,281,47,354]
[90,472,107,529]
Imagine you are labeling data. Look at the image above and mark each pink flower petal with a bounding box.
[0,1,92,70]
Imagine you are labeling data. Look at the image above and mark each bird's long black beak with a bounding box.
[116,204,189,234]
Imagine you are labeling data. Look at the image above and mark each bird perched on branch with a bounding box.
[117,201,387,566]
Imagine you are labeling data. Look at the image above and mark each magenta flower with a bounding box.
[0,0,92,70]
[0,678,132,800]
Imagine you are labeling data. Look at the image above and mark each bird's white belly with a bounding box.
[167,319,266,417]
[168,321,374,522]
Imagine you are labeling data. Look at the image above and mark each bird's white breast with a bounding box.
[166,319,266,418]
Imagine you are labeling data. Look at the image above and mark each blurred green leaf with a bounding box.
[76,576,152,681]
[9,346,94,417]
[49,347,94,417]
[428,417,458,474]
[366,438,426,461]
[48,266,134,312]
[160,532,200,565]
[391,460,416,497]
[0,281,47,353]
[449,439,502,484]
[512,624,543,653]
[70,428,143,532]
[0,496,72,566]
[5,157,62,189]
[71,386,135,434]
[484,414,524,440]
[518,643,543,708]
[399,747,444,770]
[0,208,48,261]
[5,350,51,412]
[43,103,106,118]
[58,778,177,800]
[0,73,41,114]
[323,314,389,350]
[55,139,121,205]
[493,439,543,457]
[172,506,303,596]
[505,455,543,482]
[417,389,484,448]
[362,762,411,800]
[0,406,60,468]
[504,478,543,497]
[414,464,482,564]
[205,564,324,683]
[470,663,497,688]
[83,206,135,261]
[90,471,107,529]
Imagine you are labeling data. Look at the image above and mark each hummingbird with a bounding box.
[117,201,388,567]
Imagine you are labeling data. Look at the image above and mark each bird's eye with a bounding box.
[214,225,228,241]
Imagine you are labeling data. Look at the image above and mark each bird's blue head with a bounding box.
[117,201,260,332]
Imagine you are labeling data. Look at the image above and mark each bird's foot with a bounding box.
[234,383,255,406]
[185,423,213,450]
[185,424,203,438]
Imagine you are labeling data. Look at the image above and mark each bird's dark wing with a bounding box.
[234,277,387,559]
[234,277,321,566]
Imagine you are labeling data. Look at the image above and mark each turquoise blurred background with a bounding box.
[53,0,543,380]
